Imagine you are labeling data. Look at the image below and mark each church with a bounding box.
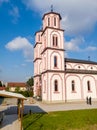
[33,9,97,103]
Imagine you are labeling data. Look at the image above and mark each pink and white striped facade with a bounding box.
[33,11,97,103]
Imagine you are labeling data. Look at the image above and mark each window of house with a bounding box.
[54,80,58,91]
[48,17,50,26]
[55,36,58,46]
[87,81,91,91]
[65,65,66,70]
[71,80,75,92]
[54,56,57,67]
[52,35,58,46]
[78,66,80,69]
[53,36,54,46]
[54,17,56,26]
[91,67,93,69]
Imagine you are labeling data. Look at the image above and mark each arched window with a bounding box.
[87,81,91,91]
[48,17,50,26]
[54,80,58,91]
[54,17,56,26]
[52,35,58,46]
[53,36,54,46]
[55,36,58,46]
[54,56,57,67]
[71,80,75,92]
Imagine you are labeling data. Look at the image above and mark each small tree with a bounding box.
[26,77,34,97]
[26,77,34,90]
[15,86,20,93]
[5,86,10,91]
[3,84,5,87]
[0,81,2,87]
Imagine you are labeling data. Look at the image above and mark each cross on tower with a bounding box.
[88,56,90,61]
[51,5,53,12]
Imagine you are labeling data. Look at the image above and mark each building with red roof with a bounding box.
[6,82,27,91]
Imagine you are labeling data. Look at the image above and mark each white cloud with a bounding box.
[64,51,68,58]
[9,6,20,23]
[5,36,33,61]
[21,63,26,67]
[65,36,84,51]
[65,36,97,54]
[22,0,97,36]
[85,46,97,51]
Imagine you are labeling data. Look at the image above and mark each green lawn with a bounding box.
[23,109,97,130]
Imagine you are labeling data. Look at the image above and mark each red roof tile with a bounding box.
[7,82,26,88]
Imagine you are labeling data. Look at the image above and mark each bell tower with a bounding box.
[34,9,65,102]
[41,10,65,103]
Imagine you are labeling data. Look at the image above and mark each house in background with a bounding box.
[6,82,27,92]
[0,87,5,91]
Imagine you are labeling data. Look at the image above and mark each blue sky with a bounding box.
[0,0,97,83]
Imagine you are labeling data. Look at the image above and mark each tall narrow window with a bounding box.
[54,17,56,26]
[52,35,58,47]
[55,36,58,46]
[54,80,58,91]
[38,35,40,41]
[54,56,57,67]
[53,36,55,46]
[71,80,75,92]
[87,81,91,91]
[48,18,50,26]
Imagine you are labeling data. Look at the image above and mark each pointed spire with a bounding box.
[51,5,53,12]
[88,56,90,61]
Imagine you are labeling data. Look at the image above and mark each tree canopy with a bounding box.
[0,81,2,87]
[26,77,34,87]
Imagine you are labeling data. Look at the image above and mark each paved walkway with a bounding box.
[31,101,97,113]
[0,114,20,130]
[1,100,97,130]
